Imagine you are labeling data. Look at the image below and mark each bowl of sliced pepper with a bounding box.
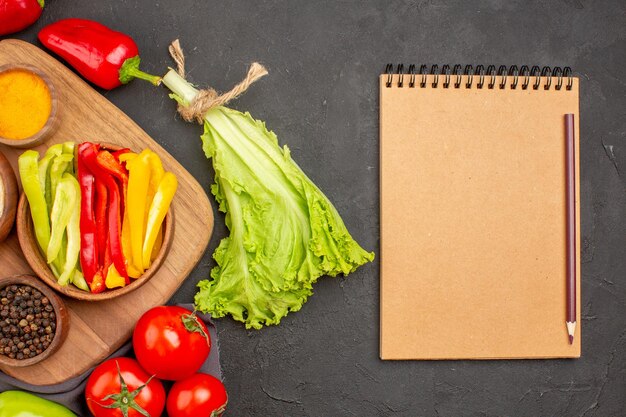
[16,142,176,301]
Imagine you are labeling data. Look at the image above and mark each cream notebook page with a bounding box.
[380,70,580,359]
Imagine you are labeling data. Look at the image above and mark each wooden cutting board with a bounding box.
[0,39,214,385]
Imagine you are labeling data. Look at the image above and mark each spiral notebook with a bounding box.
[380,64,581,360]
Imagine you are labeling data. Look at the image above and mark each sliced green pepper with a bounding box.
[0,390,77,417]
[22,145,84,287]
[38,149,75,278]
[53,233,67,278]
[62,141,75,155]
[57,174,81,286]
[45,143,65,155]
[38,144,63,212]
[50,153,74,205]
[19,150,50,252]
[62,141,76,175]
[47,173,78,266]
[72,269,89,292]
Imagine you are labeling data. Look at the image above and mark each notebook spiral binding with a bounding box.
[384,64,573,91]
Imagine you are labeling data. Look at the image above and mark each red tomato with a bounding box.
[85,357,165,417]
[167,373,228,417]
[133,306,211,380]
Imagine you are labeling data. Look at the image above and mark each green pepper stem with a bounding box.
[123,66,162,85]
[37,0,44,8]
[119,56,162,86]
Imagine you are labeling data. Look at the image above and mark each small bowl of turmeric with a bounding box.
[0,64,58,148]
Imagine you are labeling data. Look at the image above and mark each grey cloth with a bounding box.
[0,305,221,416]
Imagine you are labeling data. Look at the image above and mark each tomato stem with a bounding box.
[99,360,152,417]
[182,311,209,342]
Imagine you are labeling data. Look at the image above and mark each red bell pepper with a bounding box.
[103,236,112,277]
[94,178,108,267]
[112,148,131,161]
[80,143,129,283]
[0,0,44,36]
[96,150,129,217]
[90,269,106,294]
[95,153,131,285]
[76,142,98,284]
[37,18,160,90]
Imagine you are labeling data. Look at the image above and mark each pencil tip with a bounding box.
[566,321,577,345]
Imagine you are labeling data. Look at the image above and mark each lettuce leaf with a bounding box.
[194,107,374,329]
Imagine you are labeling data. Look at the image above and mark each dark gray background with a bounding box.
[7,0,626,416]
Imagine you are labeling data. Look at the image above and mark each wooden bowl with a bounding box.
[0,64,59,148]
[0,150,18,242]
[16,143,175,301]
[17,196,174,301]
[0,274,69,368]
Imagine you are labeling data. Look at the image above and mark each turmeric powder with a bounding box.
[0,69,52,140]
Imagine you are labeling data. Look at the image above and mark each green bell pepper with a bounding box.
[62,141,75,156]
[63,141,76,176]
[21,145,85,288]
[19,150,50,253]
[50,154,74,206]
[38,145,76,278]
[0,391,76,417]
[57,174,81,286]
[72,269,89,291]
[47,174,78,266]
[38,144,63,212]
[37,147,65,277]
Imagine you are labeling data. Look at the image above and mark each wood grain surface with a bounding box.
[0,39,214,385]
[0,150,18,242]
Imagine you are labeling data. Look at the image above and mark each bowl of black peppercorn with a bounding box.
[0,274,69,368]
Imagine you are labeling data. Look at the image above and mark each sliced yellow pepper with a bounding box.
[126,149,151,272]
[145,151,165,230]
[150,226,163,262]
[119,151,143,278]
[147,152,165,195]
[118,152,138,163]
[142,172,177,268]
[122,208,144,279]
[105,264,126,289]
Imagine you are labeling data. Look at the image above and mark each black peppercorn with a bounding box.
[0,284,56,361]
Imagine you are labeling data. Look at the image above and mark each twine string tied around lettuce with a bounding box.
[168,39,268,123]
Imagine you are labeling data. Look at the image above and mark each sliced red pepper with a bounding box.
[112,148,131,161]
[81,144,129,283]
[77,143,98,284]
[89,234,110,293]
[96,150,129,217]
[108,186,129,284]
[103,234,112,274]
[90,270,106,294]
[94,178,108,268]
[99,150,129,178]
